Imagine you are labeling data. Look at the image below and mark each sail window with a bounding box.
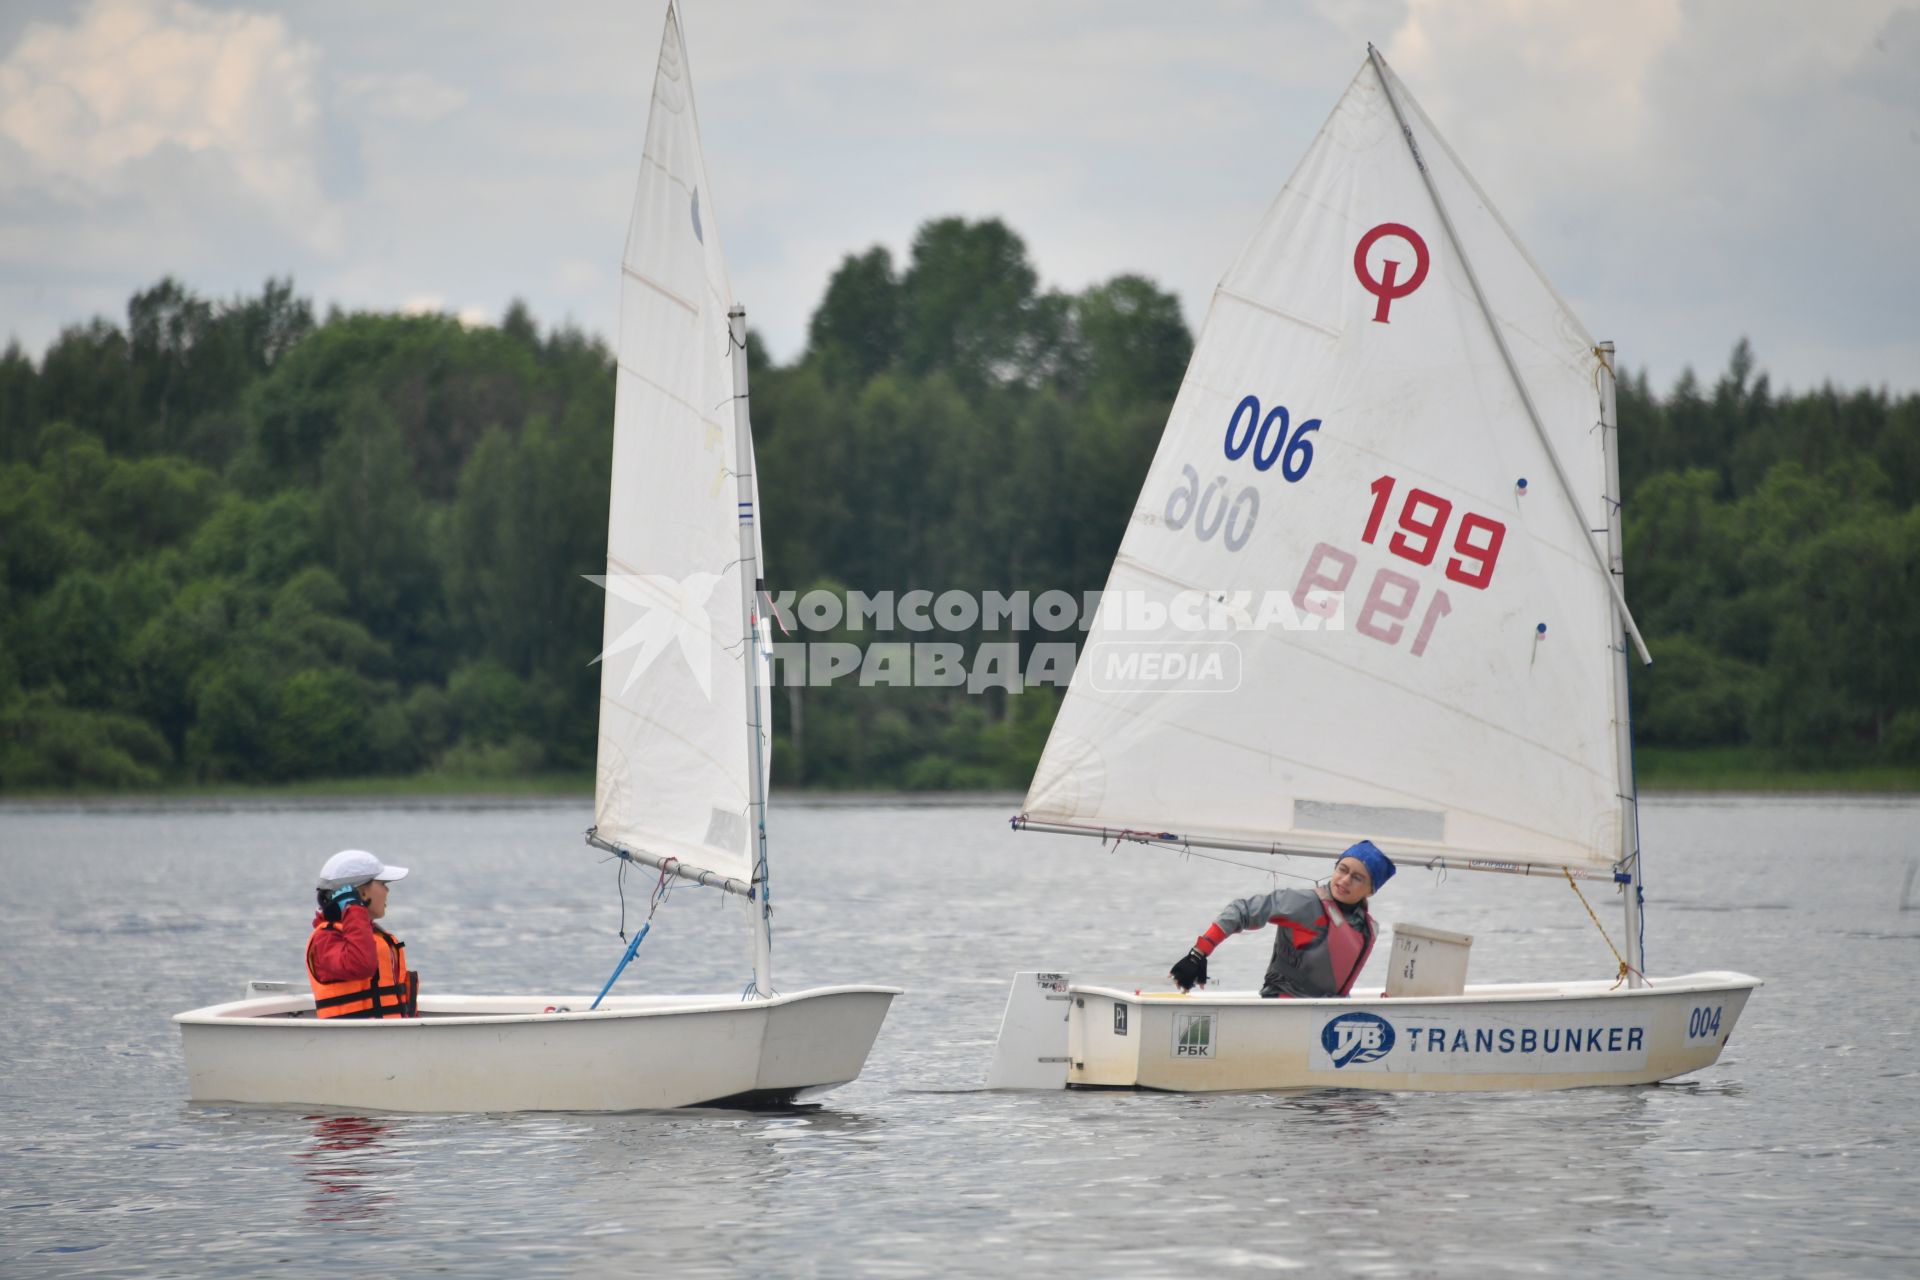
[703,807,746,852]
[1294,799,1444,842]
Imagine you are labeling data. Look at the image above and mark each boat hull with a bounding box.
[175,986,899,1112]
[994,971,1759,1092]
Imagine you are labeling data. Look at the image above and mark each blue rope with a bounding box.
[587,856,677,1011]
[589,922,650,1011]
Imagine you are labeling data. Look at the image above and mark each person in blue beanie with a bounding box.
[1169,840,1395,998]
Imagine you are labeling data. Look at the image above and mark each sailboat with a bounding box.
[987,48,1759,1093]
[174,3,897,1112]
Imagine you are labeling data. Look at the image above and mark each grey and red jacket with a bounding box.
[1193,886,1376,998]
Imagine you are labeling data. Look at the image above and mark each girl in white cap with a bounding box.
[307,849,418,1019]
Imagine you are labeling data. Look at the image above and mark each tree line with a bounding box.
[2,220,1916,791]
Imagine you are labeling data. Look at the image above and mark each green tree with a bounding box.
[0,342,40,463]
[806,246,901,385]
[318,389,442,676]
[1066,274,1192,408]
[267,668,372,778]
[899,217,1063,390]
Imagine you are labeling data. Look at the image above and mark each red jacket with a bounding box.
[307,905,380,982]
[306,906,417,1018]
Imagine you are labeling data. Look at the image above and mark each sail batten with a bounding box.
[1024,53,1629,873]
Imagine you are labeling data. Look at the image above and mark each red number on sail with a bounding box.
[1447,513,1506,589]
[1362,476,1505,589]
[1389,488,1453,567]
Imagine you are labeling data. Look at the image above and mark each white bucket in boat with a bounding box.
[1385,922,1473,997]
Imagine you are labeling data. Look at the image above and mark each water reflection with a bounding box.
[297,1115,394,1222]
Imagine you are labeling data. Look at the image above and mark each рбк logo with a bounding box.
[1172,1012,1213,1058]
[1321,1012,1395,1068]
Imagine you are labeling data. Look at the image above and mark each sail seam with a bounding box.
[612,362,730,432]
[620,262,701,317]
[1214,285,1343,339]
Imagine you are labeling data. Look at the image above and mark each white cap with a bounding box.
[317,849,410,890]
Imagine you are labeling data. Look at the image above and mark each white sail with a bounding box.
[1025,54,1624,872]
[594,3,764,885]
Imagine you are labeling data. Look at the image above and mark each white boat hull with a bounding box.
[991,971,1759,1093]
[176,986,899,1112]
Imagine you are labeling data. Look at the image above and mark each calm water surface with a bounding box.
[1,795,1916,1277]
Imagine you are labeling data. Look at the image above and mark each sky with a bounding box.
[1,0,1916,395]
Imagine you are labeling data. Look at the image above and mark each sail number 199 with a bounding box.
[1363,475,1506,590]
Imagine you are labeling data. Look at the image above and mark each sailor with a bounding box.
[1169,839,1395,998]
[307,849,418,1019]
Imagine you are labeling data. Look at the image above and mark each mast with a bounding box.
[1598,341,1646,985]
[730,304,774,999]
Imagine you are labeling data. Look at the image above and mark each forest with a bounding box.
[2,217,1917,792]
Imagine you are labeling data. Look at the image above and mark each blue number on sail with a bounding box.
[1224,396,1258,461]
[1223,395,1320,481]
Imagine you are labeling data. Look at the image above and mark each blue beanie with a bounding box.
[1343,839,1396,891]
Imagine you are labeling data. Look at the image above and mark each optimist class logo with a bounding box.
[1353,223,1429,323]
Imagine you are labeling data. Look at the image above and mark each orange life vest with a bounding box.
[306,919,418,1019]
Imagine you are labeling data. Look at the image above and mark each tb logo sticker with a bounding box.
[1321,1012,1395,1068]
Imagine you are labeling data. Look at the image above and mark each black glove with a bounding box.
[327,883,364,913]
[1170,947,1209,992]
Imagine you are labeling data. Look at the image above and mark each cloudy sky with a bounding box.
[2,0,1915,394]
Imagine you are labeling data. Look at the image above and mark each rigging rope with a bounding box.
[590,858,680,1011]
[1563,866,1647,989]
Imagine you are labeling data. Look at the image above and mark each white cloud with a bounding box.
[0,0,339,250]
[0,0,1912,396]
[337,70,466,123]
[1378,0,1684,224]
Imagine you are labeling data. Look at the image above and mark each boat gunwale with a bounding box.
[173,983,903,1027]
[1070,970,1761,1009]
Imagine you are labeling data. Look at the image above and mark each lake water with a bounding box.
[1,794,1916,1277]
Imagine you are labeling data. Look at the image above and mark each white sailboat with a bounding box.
[175,3,897,1112]
[988,48,1759,1093]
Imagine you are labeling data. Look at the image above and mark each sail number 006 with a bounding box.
[1162,395,1322,552]
[1224,394,1320,480]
